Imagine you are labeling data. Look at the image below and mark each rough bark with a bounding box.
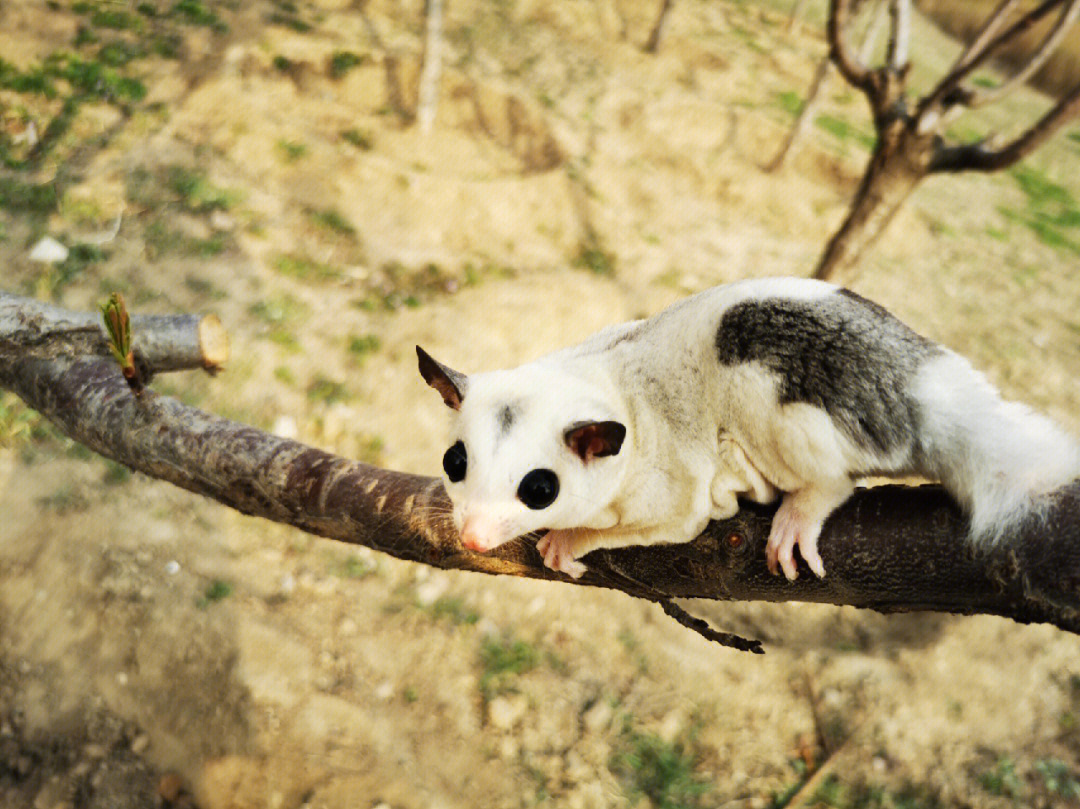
[3,293,1080,651]
[813,122,928,281]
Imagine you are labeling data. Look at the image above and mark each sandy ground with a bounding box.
[3,1,1080,807]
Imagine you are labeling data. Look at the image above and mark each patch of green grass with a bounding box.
[355,434,384,465]
[802,776,944,808]
[170,0,229,33]
[340,128,374,150]
[307,208,356,237]
[478,636,542,700]
[249,293,308,327]
[306,375,349,405]
[276,139,308,162]
[144,220,228,258]
[776,89,803,117]
[329,553,377,579]
[815,114,875,149]
[329,51,364,79]
[610,724,711,809]
[272,253,342,282]
[1034,758,1080,798]
[102,459,132,485]
[91,8,144,31]
[272,55,294,73]
[424,595,480,625]
[999,164,1080,256]
[979,757,1024,799]
[574,241,614,276]
[37,484,90,514]
[196,578,233,608]
[0,177,58,213]
[0,394,55,448]
[346,333,382,363]
[168,166,237,212]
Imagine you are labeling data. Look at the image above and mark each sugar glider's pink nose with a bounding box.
[459,515,504,553]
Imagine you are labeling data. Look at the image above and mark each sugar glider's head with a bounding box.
[417,346,629,552]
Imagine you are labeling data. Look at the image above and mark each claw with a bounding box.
[766,495,827,581]
[537,530,587,579]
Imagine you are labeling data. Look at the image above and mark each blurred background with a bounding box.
[2,0,1080,806]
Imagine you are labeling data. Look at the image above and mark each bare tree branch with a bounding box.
[966,0,1080,107]
[416,0,444,134]
[829,0,877,95]
[930,83,1080,172]
[886,0,910,71]
[769,1,887,172]
[921,0,1066,118]
[948,0,1022,75]
[4,292,1080,652]
[644,0,675,54]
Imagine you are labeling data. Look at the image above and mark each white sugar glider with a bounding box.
[417,277,1080,580]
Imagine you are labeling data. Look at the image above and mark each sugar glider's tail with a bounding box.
[913,350,1080,543]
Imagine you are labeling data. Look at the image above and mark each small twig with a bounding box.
[829,0,877,95]
[930,82,1080,172]
[658,599,764,654]
[885,0,910,71]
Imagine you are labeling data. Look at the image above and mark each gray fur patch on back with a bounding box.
[715,289,939,455]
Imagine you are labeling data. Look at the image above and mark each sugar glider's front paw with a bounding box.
[536,530,588,579]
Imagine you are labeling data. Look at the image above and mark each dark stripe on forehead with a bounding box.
[498,405,515,434]
[714,290,939,454]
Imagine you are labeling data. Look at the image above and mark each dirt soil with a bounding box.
[3,1,1080,807]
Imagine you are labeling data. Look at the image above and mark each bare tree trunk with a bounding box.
[4,291,1080,651]
[813,127,928,280]
[643,0,675,54]
[416,0,444,134]
[766,57,834,172]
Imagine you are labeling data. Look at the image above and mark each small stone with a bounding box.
[29,236,68,264]
[582,700,613,734]
[487,695,528,731]
[374,681,394,701]
[271,416,298,440]
[164,560,181,576]
[130,733,150,754]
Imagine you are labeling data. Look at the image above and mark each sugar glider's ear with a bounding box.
[417,346,467,410]
[564,421,626,462]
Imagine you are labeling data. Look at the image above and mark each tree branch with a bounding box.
[966,0,1080,108]
[829,0,877,95]
[930,82,1080,172]
[886,0,910,71]
[921,0,1066,118]
[3,294,1080,649]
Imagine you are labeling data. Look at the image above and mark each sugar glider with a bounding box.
[418,277,1080,580]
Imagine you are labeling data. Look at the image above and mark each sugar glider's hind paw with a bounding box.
[536,530,588,579]
[765,482,854,580]
[765,502,825,580]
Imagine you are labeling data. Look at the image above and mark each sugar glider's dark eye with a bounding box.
[443,441,467,483]
[517,469,559,510]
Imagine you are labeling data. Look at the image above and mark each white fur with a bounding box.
[913,351,1080,543]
